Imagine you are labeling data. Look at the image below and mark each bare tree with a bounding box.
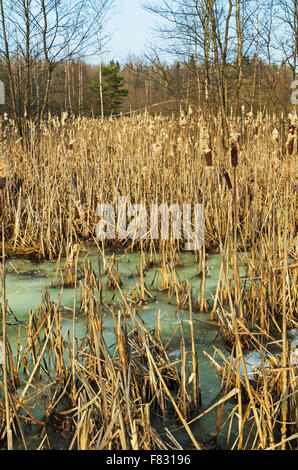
[99,0,104,118]
[0,0,21,134]
[275,0,298,80]
[0,0,114,137]
[143,0,261,115]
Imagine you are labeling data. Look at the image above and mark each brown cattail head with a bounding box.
[74,207,80,221]
[223,170,232,190]
[230,128,240,168]
[286,113,297,154]
[205,150,213,167]
[231,141,238,167]
[286,135,294,155]
[230,131,240,167]
[289,125,296,136]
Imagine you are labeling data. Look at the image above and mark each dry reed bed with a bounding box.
[0,110,297,450]
[0,110,296,258]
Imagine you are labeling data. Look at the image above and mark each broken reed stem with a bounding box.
[232,313,266,448]
[72,245,79,398]
[1,189,13,450]
[188,283,198,409]
[144,339,202,450]
[231,151,242,317]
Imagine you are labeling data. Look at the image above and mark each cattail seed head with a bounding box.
[230,135,239,167]
[289,125,296,136]
[231,143,238,167]
[205,150,213,167]
[286,135,294,155]
[223,170,232,190]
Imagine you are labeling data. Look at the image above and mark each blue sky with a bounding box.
[104,0,157,63]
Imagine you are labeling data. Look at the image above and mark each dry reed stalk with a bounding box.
[187,283,199,409]
[144,339,202,450]
[0,149,12,450]
[71,245,80,399]
[229,135,243,317]
[280,164,290,449]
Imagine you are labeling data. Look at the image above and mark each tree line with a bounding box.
[0,0,296,135]
[0,54,294,118]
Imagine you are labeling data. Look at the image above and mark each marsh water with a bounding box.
[0,247,287,449]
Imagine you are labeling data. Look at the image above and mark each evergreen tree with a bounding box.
[89,61,128,116]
